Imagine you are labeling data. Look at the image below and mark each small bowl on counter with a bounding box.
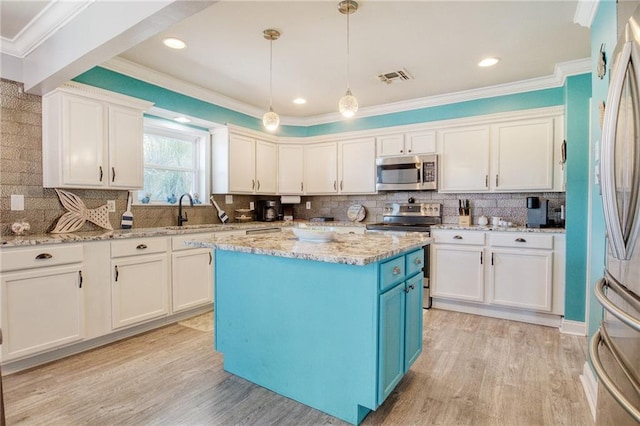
[234,209,255,223]
[292,225,335,243]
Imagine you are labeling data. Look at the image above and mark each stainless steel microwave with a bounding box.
[376,154,438,191]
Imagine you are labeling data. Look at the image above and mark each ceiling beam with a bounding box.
[21,0,215,95]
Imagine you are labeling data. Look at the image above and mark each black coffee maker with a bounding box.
[526,197,549,228]
[257,200,280,222]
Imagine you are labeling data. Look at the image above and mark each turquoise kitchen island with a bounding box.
[188,228,430,425]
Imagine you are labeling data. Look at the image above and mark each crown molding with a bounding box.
[102,56,590,128]
[0,0,94,59]
[574,0,599,28]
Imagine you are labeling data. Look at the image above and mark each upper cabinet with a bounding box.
[212,128,277,195]
[338,138,376,194]
[438,112,564,193]
[376,130,436,157]
[278,144,304,195]
[42,83,153,189]
[304,142,338,194]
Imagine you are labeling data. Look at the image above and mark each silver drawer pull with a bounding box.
[35,253,53,260]
[453,235,463,240]
[515,238,526,243]
[392,266,401,275]
[136,244,148,250]
[414,258,422,265]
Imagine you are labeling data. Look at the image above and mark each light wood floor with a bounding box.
[3,309,593,425]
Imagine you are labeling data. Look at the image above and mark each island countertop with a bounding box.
[187,228,431,266]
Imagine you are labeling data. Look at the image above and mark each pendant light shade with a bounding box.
[262,29,280,132]
[338,0,358,118]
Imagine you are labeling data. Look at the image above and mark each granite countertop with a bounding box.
[0,221,367,247]
[431,224,566,234]
[186,228,431,266]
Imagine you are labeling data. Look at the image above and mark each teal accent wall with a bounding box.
[74,65,594,323]
[587,0,617,359]
[563,74,592,321]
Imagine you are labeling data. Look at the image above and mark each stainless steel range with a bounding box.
[366,202,441,309]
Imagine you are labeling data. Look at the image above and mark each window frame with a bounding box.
[136,117,211,205]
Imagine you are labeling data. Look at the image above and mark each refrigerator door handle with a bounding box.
[601,40,640,260]
[590,328,640,422]
[596,274,640,332]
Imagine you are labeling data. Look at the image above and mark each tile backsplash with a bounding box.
[0,78,565,236]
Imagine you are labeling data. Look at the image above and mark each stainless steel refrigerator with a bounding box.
[592,6,640,425]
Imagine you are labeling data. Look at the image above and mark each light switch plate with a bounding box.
[11,194,24,211]
[107,200,116,212]
[225,195,233,204]
[306,201,311,209]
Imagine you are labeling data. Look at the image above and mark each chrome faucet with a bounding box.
[178,193,194,226]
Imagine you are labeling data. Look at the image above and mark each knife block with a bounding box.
[458,215,471,226]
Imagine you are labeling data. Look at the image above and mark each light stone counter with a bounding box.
[187,227,431,266]
[432,224,566,233]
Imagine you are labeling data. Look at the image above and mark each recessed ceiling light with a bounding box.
[163,37,186,49]
[478,57,500,67]
[174,116,191,123]
[293,98,307,105]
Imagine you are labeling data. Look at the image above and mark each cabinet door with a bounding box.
[172,249,213,313]
[228,134,256,193]
[491,118,554,191]
[438,126,490,191]
[404,274,423,370]
[111,254,169,329]
[278,145,304,194]
[304,142,338,194]
[378,283,405,404]
[339,138,376,194]
[376,134,405,157]
[108,105,144,189]
[61,94,106,187]
[431,245,485,302]
[255,140,277,194]
[489,249,553,311]
[1,265,84,360]
[406,130,436,154]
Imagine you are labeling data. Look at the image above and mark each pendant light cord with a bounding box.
[269,38,274,109]
[346,3,351,91]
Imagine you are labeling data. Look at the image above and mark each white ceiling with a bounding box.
[1,1,592,123]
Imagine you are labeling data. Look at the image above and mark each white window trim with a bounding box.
[137,117,212,205]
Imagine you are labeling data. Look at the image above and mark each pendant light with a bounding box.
[262,29,281,131]
[338,0,358,118]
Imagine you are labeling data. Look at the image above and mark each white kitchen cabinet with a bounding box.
[438,126,491,191]
[212,128,277,194]
[304,142,338,194]
[278,144,305,194]
[431,244,485,302]
[110,238,169,329]
[376,131,436,157]
[491,118,555,191]
[42,82,152,189]
[338,138,376,194]
[171,234,213,313]
[0,244,84,361]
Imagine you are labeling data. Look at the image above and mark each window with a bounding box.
[139,118,210,204]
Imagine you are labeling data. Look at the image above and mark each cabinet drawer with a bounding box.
[489,233,553,250]
[380,256,406,292]
[0,244,83,272]
[432,230,485,246]
[405,249,424,277]
[172,233,213,251]
[111,237,168,258]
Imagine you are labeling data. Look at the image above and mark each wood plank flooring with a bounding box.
[3,309,593,425]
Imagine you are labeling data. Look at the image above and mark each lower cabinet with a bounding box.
[111,238,169,329]
[431,245,484,302]
[0,244,84,361]
[171,234,214,313]
[378,252,423,404]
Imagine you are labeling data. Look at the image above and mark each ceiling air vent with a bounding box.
[378,68,413,84]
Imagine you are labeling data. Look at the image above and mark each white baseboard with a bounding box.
[560,319,587,336]
[432,299,563,328]
[580,361,598,421]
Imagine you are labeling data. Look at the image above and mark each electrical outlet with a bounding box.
[249,201,255,210]
[225,195,233,204]
[306,201,311,210]
[107,200,116,212]
[10,194,24,211]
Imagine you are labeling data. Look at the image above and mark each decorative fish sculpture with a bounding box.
[51,189,113,233]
